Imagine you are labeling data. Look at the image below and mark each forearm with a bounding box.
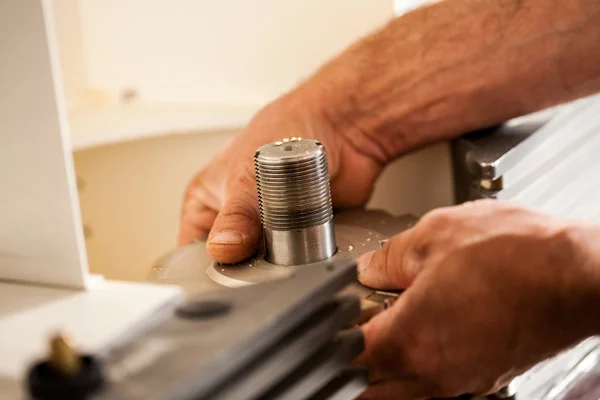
[296,0,600,163]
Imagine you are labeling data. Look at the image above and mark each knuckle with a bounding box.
[421,207,453,228]
[470,198,497,208]
[379,235,414,284]
[183,171,207,200]
[184,180,223,212]
[228,165,257,192]
[381,242,401,281]
[402,240,429,280]
[181,197,199,217]
[458,199,480,208]
[181,192,202,220]
[220,197,260,223]
[411,239,431,262]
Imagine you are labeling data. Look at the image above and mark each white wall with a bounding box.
[394,0,439,15]
[56,0,393,107]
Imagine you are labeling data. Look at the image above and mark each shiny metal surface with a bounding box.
[451,116,547,202]
[206,223,387,289]
[149,209,416,295]
[452,94,600,202]
[254,138,336,265]
[264,221,336,265]
[459,107,560,181]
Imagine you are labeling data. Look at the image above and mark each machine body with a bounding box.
[27,134,600,399]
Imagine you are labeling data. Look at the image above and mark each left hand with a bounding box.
[177,90,384,264]
[354,199,600,399]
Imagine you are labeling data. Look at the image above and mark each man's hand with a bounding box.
[179,0,600,265]
[355,200,600,399]
[178,92,384,264]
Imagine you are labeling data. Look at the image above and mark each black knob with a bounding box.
[27,354,104,400]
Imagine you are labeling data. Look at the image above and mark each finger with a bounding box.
[358,379,430,400]
[354,302,409,382]
[207,169,262,264]
[178,207,218,245]
[330,153,382,208]
[178,181,223,245]
[356,228,421,290]
[354,307,433,400]
[186,184,223,213]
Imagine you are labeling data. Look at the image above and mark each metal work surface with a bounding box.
[149,209,416,294]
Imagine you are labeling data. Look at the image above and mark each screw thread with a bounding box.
[254,139,334,231]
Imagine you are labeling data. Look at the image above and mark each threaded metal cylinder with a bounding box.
[254,138,337,265]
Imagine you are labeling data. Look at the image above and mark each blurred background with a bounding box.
[52,0,453,282]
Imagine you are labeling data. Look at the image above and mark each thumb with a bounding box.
[207,168,262,264]
[356,229,421,290]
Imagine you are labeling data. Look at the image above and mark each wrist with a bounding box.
[254,79,389,167]
[289,74,396,165]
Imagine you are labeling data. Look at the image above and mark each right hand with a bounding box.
[178,90,386,264]
[354,200,600,399]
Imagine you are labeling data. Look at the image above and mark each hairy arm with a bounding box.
[297,0,600,162]
[179,0,600,263]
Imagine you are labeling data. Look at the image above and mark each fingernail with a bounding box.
[357,251,375,275]
[209,231,244,245]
